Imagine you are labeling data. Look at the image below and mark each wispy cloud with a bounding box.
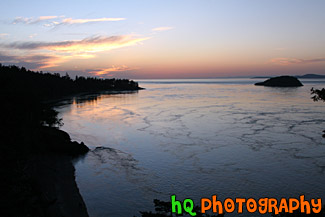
[89,65,135,76]
[0,51,62,69]
[0,52,18,62]
[0,51,98,69]
[29,33,37,38]
[12,16,126,27]
[2,35,149,53]
[152,26,174,32]
[13,16,60,24]
[0,33,9,38]
[0,35,149,69]
[270,57,325,65]
[61,17,125,24]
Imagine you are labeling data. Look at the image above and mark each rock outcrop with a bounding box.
[255,76,303,87]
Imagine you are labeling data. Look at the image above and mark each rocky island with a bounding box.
[255,76,303,87]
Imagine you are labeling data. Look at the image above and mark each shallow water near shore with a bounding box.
[56,78,325,217]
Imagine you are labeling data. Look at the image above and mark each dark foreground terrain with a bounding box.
[0,64,141,217]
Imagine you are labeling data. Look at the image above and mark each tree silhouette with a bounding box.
[137,199,223,217]
[311,88,325,102]
[311,88,325,138]
[272,206,325,217]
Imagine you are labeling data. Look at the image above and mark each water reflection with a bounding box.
[54,90,139,108]
[56,79,325,217]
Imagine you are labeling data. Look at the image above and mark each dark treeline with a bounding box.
[0,63,141,101]
[0,64,143,217]
[0,63,142,138]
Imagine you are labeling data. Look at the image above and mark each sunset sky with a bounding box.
[0,0,325,79]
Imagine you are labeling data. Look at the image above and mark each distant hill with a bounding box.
[252,76,272,79]
[295,74,325,78]
[252,74,325,79]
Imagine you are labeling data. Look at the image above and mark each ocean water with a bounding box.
[56,78,325,217]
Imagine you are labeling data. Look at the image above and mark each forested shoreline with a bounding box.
[0,64,142,217]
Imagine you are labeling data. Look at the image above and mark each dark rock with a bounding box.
[28,154,90,217]
[255,76,303,87]
[37,127,89,156]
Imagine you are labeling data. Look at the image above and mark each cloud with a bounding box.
[61,17,125,24]
[0,35,149,70]
[13,16,59,24]
[0,33,9,38]
[270,57,325,65]
[0,51,62,69]
[2,35,150,53]
[152,26,174,32]
[12,16,125,27]
[39,16,59,20]
[29,33,37,38]
[22,54,63,68]
[0,51,94,69]
[0,52,17,62]
[89,65,135,76]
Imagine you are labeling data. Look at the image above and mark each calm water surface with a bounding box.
[56,79,325,217]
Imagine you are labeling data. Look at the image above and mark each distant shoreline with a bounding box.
[252,74,325,79]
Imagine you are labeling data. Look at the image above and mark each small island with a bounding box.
[254,76,303,87]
